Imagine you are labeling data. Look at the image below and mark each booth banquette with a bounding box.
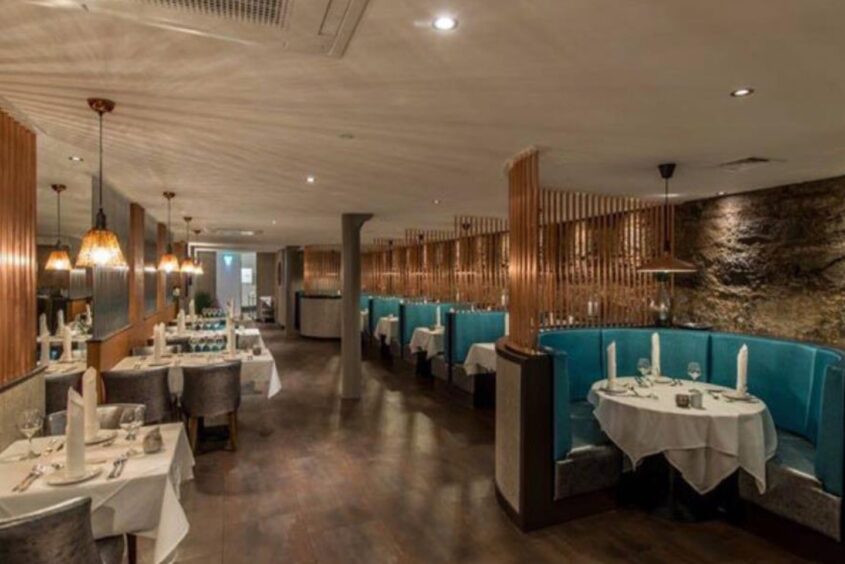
[396,301,459,361]
[433,310,506,406]
[537,327,844,542]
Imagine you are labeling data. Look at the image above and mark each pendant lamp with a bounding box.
[45,184,72,271]
[638,163,697,274]
[76,98,127,268]
[158,192,181,273]
[180,217,196,274]
[191,229,204,275]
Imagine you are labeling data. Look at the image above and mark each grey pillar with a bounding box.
[283,246,303,338]
[341,213,372,399]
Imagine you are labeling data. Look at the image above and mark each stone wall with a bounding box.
[674,175,845,347]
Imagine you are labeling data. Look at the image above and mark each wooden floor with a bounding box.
[139,325,812,563]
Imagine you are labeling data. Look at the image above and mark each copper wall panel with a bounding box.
[303,245,342,293]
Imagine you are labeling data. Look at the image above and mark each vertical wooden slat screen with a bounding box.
[454,216,509,306]
[0,109,37,386]
[303,245,342,293]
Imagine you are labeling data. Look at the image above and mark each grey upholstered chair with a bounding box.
[181,361,242,452]
[44,369,84,415]
[46,403,146,436]
[131,344,180,356]
[0,497,124,564]
[102,367,172,424]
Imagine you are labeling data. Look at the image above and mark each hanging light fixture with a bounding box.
[76,98,127,268]
[191,229,204,275]
[45,184,72,271]
[638,163,697,274]
[180,217,196,274]
[158,192,181,273]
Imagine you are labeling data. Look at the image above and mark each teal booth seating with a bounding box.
[539,327,845,541]
[398,302,460,361]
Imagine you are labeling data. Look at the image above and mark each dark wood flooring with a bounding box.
[139,325,812,563]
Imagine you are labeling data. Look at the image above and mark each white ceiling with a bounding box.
[4,0,845,248]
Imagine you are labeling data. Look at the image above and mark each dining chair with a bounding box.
[102,367,172,423]
[181,361,242,452]
[0,497,124,564]
[130,344,180,356]
[46,403,146,436]
[44,369,84,415]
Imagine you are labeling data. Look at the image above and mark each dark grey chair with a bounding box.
[102,367,172,424]
[0,497,124,564]
[47,403,146,436]
[181,361,242,452]
[131,344,180,356]
[44,369,84,415]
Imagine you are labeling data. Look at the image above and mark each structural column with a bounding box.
[341,213,372,399]
[283,246,303,338]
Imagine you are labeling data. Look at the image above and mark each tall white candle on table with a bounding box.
[39,313,49,337]
[154,324,163,361]
[39,315,51,365]
[737,344,748,394]
[66,389,86,478]
[607,342,617,389]
[61,326,74,361]
[227,323,236,355]
[57,309,65,334]
[82,367,100,442]
[189,298,196,321]
[651,332,661,376]
[435,306,442,328]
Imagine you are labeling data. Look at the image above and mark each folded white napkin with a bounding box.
[651,332,661,376]
[177,310,186,335]
[227,322,236,354]
[607,341,617,387]
[737,344,748,393]
[435,306,442,328]
[189,299,196,321]
[227,299,234,320]
[39,313,49,338]
[82,367,100,442]
[504,313,510,336]
[152,323,162,361]
[60,326,74,361]
[66,388,86,479]
[57,309,65,334]
[85,303,93,325]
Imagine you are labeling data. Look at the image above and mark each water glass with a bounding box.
[688,362,702,383]
[17,409,43,459]
[637,358,651,378]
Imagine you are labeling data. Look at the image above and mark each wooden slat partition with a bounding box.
[402,229,454,300]
[0,110,37,386]
[303,245,342,293]
[454,216,509,307]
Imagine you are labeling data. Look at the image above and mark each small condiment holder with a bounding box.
[675,394,690,408]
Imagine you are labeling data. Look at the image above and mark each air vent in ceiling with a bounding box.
[139,0,290,27]
[718,157,779,173]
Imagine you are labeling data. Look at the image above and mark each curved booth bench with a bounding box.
[298,294,342,339]
[536,327,844,541]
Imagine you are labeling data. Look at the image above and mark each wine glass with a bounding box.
[637,358,651,379]
[17,409,43,459]
[688,362,702,384]
[119,408,137,441]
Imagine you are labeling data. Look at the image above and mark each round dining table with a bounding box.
[587,377,777,495]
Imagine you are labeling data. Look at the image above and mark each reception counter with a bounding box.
[299,293,342,339]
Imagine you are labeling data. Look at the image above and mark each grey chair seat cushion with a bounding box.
[774,429,815,478]
[570,401,609,449]
[95,535,125,564]
[555,444,623,500]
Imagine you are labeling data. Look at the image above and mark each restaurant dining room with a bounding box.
[2,2,845,563]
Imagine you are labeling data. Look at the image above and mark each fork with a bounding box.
[13,464,47,492]
[108,453,129,479]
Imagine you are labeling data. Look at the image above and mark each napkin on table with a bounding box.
[57,309,65,334]
[177,310,186,335]
[85,303,93,325]
[737,344,748,394]
[82,367,100,442]
[607,341,617,388]
[39,313,50,338]
[504,313,510,336]
[651,332,661,376]
[435,306,442,328]
[60,326,74,362]
[153,323,164,361]
[189,298,196,321]
[227,322,236,355]
[66,389,86,478]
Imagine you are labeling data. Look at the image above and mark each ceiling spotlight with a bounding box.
[730,87,754,98]
[433,199,441,205]
[717,191,726,196]
[432,16,458,31]
[306,175,316,184]
[68,155,84,162]
[272,220,277,225]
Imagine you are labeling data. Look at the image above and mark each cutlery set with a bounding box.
[11,441,134,491]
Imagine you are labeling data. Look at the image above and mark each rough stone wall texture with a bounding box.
[674,175,845,348]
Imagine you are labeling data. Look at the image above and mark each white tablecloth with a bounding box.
[588,377,777,494]
[165,327,263,349]
[360,310,369,333]
[463,343,497,375]
[111,351,282,399]
[409,327,444,359]
[42,360,88,376]
[0,424,194,564]
[374,316,399,343]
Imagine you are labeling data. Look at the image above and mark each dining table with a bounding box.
[587,377,777,494]
[409,326,444,359]
[0,423,194,564]
[110,350,282,399]
[165,326,264,349]
[374,316,399,343]
[463,342,497,375]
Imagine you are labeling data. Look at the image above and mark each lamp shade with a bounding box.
[192,258,204,276]
[76,226,127,268]
[158,251,180,273]
[45,245,72,271]
[180,257,196,274]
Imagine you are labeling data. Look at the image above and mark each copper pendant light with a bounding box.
[191,229,204,275]
[158,192,181,273]
[180,216,196,274]
[638,163,697,274]
[45,184,72,271]
[76,98,128,268]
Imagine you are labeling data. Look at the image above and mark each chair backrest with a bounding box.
[44,369,84,415]
[102,367,171,423]
[47,403,146,436]
[0,497,100,564]
[181,361,242,418]
[131,344,180,356]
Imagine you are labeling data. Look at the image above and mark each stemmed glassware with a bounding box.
[17,409,43,459]
[637,358,651,379]
[120,406,146,441]
[688,362,702,385]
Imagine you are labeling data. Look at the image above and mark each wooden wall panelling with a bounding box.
[454,216,508,307]
[303,245,342,293]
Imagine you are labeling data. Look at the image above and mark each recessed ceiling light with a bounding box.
[432,16,458,31]
[339,132,355,140]
[306,175,316,184]
[433,199,441,205]
[272,220,277,225]
[68,155,84,162]
[730,87,754,98]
